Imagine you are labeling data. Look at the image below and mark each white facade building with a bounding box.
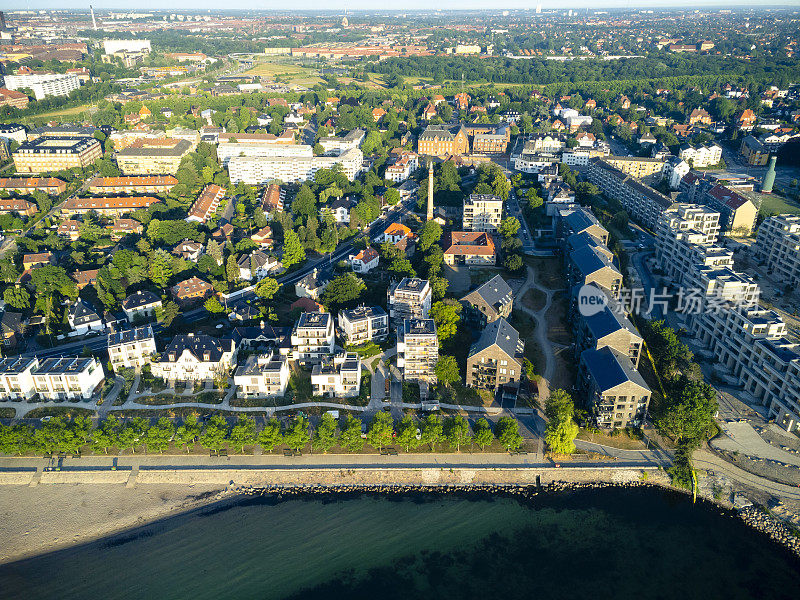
[291,312,335,364]
[150,334,236,383]
[107,326,157,372]
[234,352,290,398]
[217,142,311,166]
[311,352,362,398]
[463,194,503,232]
[228,148,363,184]
[3,73,81,100]
[31,357,105,401]
[338,305,389,345]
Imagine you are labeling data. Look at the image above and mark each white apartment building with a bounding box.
[31,357,105,401]
[311,352,362,398]
[217,141,312,166]
[752,214,800,287]
[107,326,157,372]
[463,194,503,232]
[103,39,152,54]
[121,290,162,322]
[228,148,363,184]
[385,152,419,183]
[338,305,389,345]
[387,278,432,322]
[678,143,722,168]
[291,312,335,364]
[234,352,290,398]
[150,334,237,383]
[319,129,365,155]
[0,356,39,400]
[397,318,439,384]
[3,73,81,100]
[562,145,611,168]
[655,205,733,284]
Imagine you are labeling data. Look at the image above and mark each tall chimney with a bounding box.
[90,5,98,31]
[761,155,777,194]
[426,160,434,221]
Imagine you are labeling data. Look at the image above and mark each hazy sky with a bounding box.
[5,1,800,10]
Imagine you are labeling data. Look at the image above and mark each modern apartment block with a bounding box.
[752,215,800,287]
[115,138,193,175]
[150,334,237,383]
[397,318,439,384]
[573,288,643,368]
[337,305,389,345]
[234,352,290,398]
[107,326,157,372]
[587,158,677,230]
[388,278,432,322]
[290,312,335,364]
[578,347,651,429]
[567,245,623,298]
[3,73,81,100]
[678,143,722,168]
[557,207,609,245]
[228,148,363,184]
[460,274,513,327]
[318,129,365,155]
[602,156,666,183]
[217,140,312,166]
[466,317,524,391]
[311,352,362,398]
[13,137,102,174]
[31,357,105,401]
[655,204,733,284]
[462,194,503,232]
[654,207,800,432]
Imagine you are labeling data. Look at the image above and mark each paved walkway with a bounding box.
[712,421,800,468]
[693,448,800,501]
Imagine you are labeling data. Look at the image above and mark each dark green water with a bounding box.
[1,487,797,600]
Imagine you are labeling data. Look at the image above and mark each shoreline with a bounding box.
[2,477,799,566]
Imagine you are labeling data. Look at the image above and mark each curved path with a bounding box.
[514,265,559,402]
[693,448,800,501]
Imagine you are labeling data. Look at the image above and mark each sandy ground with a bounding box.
[0,484,225,565]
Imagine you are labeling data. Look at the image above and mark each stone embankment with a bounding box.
[738,505,800,556]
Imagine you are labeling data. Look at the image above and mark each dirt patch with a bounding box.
[545,291,572,346]
[551,346,576,390]
[526,257,564,290]
[522,288,547,312]
[577,428,647,450]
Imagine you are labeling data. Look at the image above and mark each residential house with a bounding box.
[111,219,143,240]
[291,312,335,364]
[22,252,53,270]
[0,356,39,400]
[466,317,524,391]
[171,277,213,306]
[234,352,290,398]
[311,352,362,397]
[460,275,513,327]
[57,219,81,241]
[349,247,379,273]
[442,231,497,266]
[251,226,274,249]
[1,312,25,348]
[238,251,276,281]
[295,268,330,300]
[122,290,162,322]
[71,269,99,291]
[150,333,237,383]
[107,325,157,371]
[338,305,389,345]
[68,299,104,335]
[30,357,105,401]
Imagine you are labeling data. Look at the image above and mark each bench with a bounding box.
[219,449,228,457]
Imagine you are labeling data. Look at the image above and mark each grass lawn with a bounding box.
[244,59,322,85]
[0,407,16,418]
[438,383,496,407]
[20,103,94,124]
[758,193,800,217]
[509,311,545,376]
[551,346,577,390]
[24,406,95,419]
[134,392,224,405]
[576,427,647,450]
[469,267,503,287]
[525,257,564,290]
[522,288,547,312]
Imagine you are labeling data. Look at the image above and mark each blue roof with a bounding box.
[581,347,649,393]
[570,246,616,277]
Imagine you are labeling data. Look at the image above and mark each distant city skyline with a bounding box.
[3,2,800,11]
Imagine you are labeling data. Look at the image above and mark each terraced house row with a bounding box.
[656,205,800,433]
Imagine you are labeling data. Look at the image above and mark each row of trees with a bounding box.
[0,413,525,456]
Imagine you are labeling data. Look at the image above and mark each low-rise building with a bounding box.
[13,137,102,174]
[111,219,143,240]
[122,290,162,322]
[107,325,157,372]
[31,357,104,401]
[57,219,81,241]
[150,333,236,383]
[291,312,335,364]
[678,143,722,168]
[261,184,285,214]
[442,231,497,266]
[0,177,66,196]
[67,299,104,335]
[172,240,204,262]
[466,317,524,391]
[295,268,330,300]
[460,274,513,327]
[0,356,39,400]
[704,185,758,235]
[87,175,178,195]
[238,251,276,281]
[187,184,225,224]
[388,277,432,322]
[462,194,503,232]
[579,347,651,429]
[349,247,379,273]
[0,195,37,217]
[338,305,389,345]
[397,318,438,384]
[311,352,362,397]
[739,136,770,166]
[60,196,160,217]
[22,251,53,270]
[234,352,290,399]
[0,88,29,110]
[171,277,213,306]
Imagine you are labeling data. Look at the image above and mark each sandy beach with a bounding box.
[0,483,226,565]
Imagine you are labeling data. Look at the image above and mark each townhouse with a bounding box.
[338,305,389,345]
[290,312,335,364]
[187,184,226,224]
[234,352,290,399]
[311,352,362,398]
[107,326,157,372]
[261,184,285,214]
[462,194,503,232]
[752,214,800,287]
[460,274,513,327]
[0,177,66,196]
[678,143,722,168]
[0,356,38,400]
[30,357,105,401]
[150,334,237,383]
[87,175,178,195]
[60,196,160,217]
[397,318,439,384]
[466,317,524,391]
[388,277,432,322]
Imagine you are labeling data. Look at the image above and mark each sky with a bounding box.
[5,1,800,10]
